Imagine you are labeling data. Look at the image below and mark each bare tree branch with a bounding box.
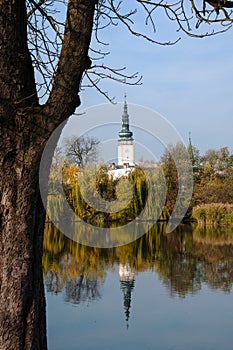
[64,135,100,168]
[26,0,233,102]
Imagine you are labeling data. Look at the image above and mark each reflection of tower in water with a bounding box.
[119,263,135,330]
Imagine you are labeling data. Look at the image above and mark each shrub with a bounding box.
[192,203,233,225]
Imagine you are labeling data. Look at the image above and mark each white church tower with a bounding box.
[118,95,134,166]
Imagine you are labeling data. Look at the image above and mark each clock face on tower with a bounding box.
[124,147,131,161]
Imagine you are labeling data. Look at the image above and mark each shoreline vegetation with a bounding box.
[46,193,233,228]
[45,200,233,227]
[192,203,233,226]
[47,144,233,228]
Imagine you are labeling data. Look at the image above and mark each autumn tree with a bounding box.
[1,1,233,349]
[193,147,233,204]
[161,142,193,218]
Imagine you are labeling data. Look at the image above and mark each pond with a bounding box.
[43,223,233,350]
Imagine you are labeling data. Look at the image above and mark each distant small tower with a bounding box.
[187,132,195,166]
[118,95,134,166]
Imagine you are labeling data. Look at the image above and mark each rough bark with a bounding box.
[0,0,97,349]
[0,108,50,349]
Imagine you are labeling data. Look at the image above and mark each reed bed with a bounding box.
[192,203,233,225]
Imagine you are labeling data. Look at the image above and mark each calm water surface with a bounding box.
[43,223,233,350]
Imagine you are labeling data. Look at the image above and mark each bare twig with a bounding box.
[26,0,233,101]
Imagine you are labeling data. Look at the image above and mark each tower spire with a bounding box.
[118,94,133,140]
[118,95,135,166]
[188,132,194,166]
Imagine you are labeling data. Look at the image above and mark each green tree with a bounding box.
[1,1,233,349]
[187,143,201,171]
[161,149,178,215]
[161,142,194,218]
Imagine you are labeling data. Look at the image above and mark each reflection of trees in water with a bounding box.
[43,223,105,304]
[43,222,233,304]
[155,224,233,295]
[45,267,102,304]
[158,254,202,298]
[200,258,233,293]
[64,275,101,304]
[193,225,233,293]
[154,225,202,298]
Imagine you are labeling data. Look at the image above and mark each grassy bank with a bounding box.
[192,203,233,225]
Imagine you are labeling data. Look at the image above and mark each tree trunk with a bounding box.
[0,111,51,349]
[0,0,96,350]
[0,0,96,348]
[0,1,48,348]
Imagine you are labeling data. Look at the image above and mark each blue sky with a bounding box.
[62,6,233,156]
